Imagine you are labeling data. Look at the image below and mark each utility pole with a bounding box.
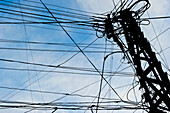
[94,0,170,113]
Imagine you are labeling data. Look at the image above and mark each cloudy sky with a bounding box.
[0,0,169,113]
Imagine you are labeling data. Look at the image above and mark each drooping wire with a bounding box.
[96,38,108,113]
[18,1,35,110]
[23,0,105,16]
[146,11,169,69]
[0,36,107,105]
[0,0,98,19]
[19,1,46,111]
[39,0,123,103]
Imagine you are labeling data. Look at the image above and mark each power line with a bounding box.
[0,82,133,101]
[22,0,105,16]
[0,0,100,18]
[0,9,94,31]
[0,47,118,53]
[0,38,100,101]
[40,0,123,103]
[0,58,127,74]
[0,67,134,77]
[142,15,170,20]
[0,86,118,100]
[0,38,114,47]
[0,21,95,24]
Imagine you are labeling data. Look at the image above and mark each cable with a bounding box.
[0,15,94,34]
[0,0,96,20]
[0,8,94,30]
[0,3,92,21]
[0,0,165,113]
[0,37,99,101]
[23,0,104,16]
[142,15,170,20]
[0,47,117,53]
[0,66,135,77]
[40,0,123,103]
[147,11,169,70]
[150,26,170,42]
[0,12,93,31]
[83,58,133,113]
[19,1,46,111]
[0,0,98,17]
[96,39,108,113]
[24,25,95,35]
[0,38,116,50]
[0,21,95,24]
[0,86,119,101]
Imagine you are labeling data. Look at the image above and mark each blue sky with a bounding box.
[0,0,170,113]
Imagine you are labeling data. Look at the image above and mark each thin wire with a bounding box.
[111,0,117,12]
[0,2,92,21]
[0,47,115,53]
[158,4,170,34]
[0,0,158,112]
[147,11,169,69]
[23,0,104,16]
[142,15,170,20]
[19,1,46,111]
[26,24,95,34]
[84,60,132,113]
[0,0,95,21]
[150,26,170,42]
[108,39,114,113]
[0,0,99,17]
[0,15,95,34]
[19,1,35,109]
[0,9,94,31]
[0,67,134,77]
[48,52,125,104]
[0,37,105,102]
[0,19,93,32]
[40,0,123,102]
[96,38,107,113]
[0,39,115,50]
[0,86,125,100]
[0,39,98,100]
[0,21,95,24]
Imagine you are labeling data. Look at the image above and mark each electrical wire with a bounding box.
[0,0,99,17]
[0,0,168,113]
[22,0,105,16]
[0,37,100,101]
[0,38,116,50]
[142,15,170,20]
[0,0,99,20]
[40,0,124,103]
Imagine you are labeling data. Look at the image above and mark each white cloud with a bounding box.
[77,0,114,13]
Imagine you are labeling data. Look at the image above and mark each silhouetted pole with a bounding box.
[105,9,170,113]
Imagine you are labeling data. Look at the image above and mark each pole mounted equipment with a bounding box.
[93,0,170,113]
